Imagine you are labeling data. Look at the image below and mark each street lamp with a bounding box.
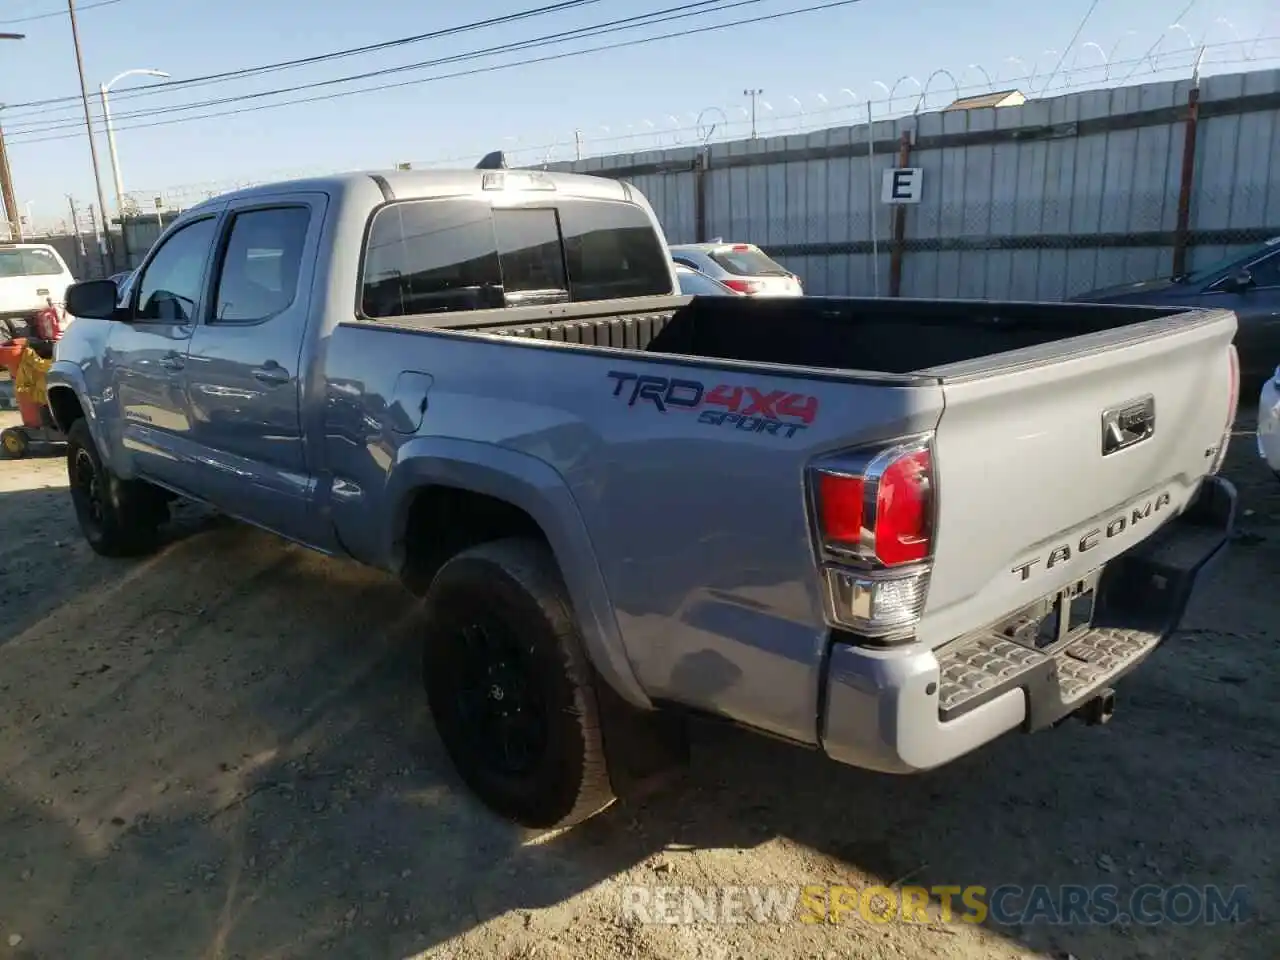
[101,68,169,225]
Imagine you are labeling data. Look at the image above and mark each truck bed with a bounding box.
[471,296,1192,379]
[420,292,1237,666]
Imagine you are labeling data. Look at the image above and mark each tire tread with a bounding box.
[423,537,615,829]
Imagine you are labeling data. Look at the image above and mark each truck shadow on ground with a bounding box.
[0,477,229,651]
[0,449,1275,959]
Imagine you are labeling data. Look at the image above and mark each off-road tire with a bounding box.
[421,537,615,830]
[66,419,169,557]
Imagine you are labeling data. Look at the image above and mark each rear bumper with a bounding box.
[819,474,1237,774]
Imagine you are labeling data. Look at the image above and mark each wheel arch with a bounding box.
[377,437,651,711]
[45,383,85,434]
[45,363,106,455]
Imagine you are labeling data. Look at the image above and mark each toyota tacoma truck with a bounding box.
[46,163,1239,830]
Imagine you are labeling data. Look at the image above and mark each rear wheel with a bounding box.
[421,537,615,829]
[1,427,28,459]
[66,419,169,557]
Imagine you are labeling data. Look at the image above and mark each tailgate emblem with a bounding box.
[1101,395,1155,456]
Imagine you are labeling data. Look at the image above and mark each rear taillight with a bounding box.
[722,278,765,295]
[1209,344,1239,475]
[809,436,935,643]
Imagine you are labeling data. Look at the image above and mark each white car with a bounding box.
[1259,365,1280,478]
[669,241,803,297]
[0,242,76,337]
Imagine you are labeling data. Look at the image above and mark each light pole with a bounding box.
[100,68,169,265]
[744,88,763,139]
[101,69,168,224]
[0,33,24,242]
[65,0,119,274]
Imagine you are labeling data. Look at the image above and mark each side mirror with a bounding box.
[1222,269,1254,294]
[65,279,121,320]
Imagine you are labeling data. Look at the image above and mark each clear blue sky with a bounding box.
[2,0,1277,229]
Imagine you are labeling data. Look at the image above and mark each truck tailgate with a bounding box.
[916,309,1237,649]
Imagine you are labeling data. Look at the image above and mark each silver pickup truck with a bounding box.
[47,164,1239,830]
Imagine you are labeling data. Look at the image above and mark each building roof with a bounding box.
[946,89,1027,110]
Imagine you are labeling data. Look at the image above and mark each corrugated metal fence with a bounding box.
[547,67,1280,300]
[26,67,1280,298]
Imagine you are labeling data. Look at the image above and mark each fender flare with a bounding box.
[45,362,111,459]
[383,437,652,711]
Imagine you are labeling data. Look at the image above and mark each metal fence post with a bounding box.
[867,102,879,296]
[888,130,913,297]
[694,148,709,243]
[1172,83,1201,278]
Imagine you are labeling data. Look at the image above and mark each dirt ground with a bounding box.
[0,409,1275,960]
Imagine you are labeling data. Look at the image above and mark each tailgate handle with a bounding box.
[1101,395,1155,456]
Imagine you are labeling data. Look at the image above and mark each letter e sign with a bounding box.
[881,167,923,204]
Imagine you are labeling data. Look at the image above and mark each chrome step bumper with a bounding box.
[820,475,1237,772]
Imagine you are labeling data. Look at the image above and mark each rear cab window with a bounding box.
[709,246,790,277]
[0,246,68,278]
[360,197,672,319]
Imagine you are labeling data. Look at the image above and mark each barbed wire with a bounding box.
[422,40,1280,170]
[117,30,1279,213]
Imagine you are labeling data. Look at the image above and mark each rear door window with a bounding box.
[709,246,790,277]
[213,206,311,323]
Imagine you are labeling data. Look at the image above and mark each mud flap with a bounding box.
[593,668,690,801]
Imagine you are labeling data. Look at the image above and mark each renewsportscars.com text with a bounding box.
[620,883,1249,927]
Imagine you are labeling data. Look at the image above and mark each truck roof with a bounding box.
[186,167,636,215]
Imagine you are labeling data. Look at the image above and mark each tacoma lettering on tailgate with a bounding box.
[606,371,819,439]
[1011,490,1174,581]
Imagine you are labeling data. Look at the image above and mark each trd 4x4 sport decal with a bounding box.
[606,370,819,439]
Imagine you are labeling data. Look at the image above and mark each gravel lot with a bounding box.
[0,409,1275,960]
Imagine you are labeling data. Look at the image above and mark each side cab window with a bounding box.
[211,206,312,323]
[133,217,220,323]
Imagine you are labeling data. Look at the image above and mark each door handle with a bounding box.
[159,352,185,371]
[252,361,291,385]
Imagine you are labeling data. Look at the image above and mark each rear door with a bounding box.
[182,193,325,543]
[916,310,1238,648]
